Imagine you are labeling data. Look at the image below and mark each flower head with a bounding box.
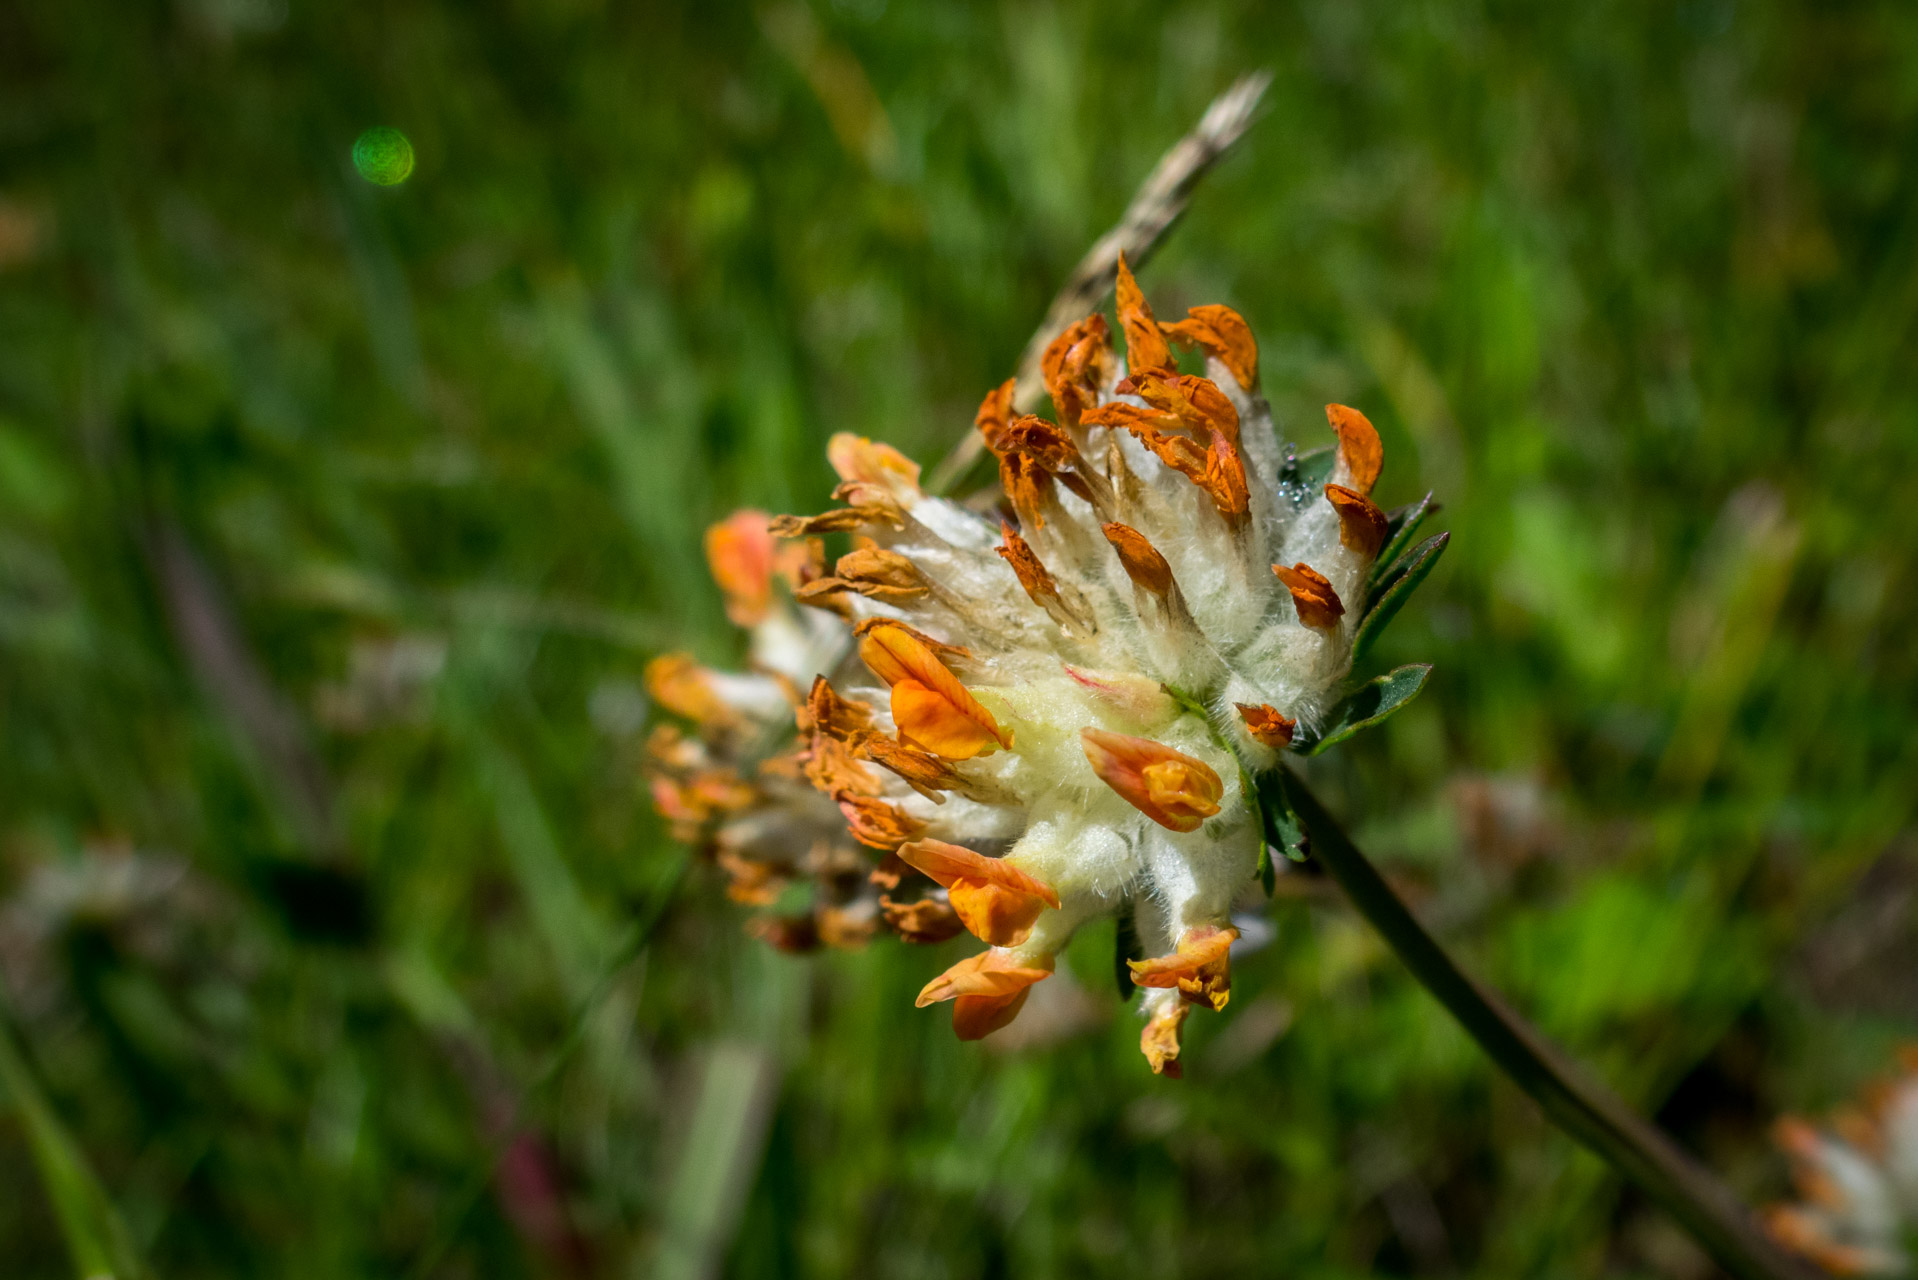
[767,256,1412,1071]
[642,511,890,950]
[1765,1048,1918,1276]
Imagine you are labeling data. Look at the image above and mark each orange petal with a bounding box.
[1163,304,1260,391]
[704,510,776,627]
[860,624,1011,757]
[896,839,1061,906]
[1080,728,1223,833]
[827,432,921,498]
[1324,483,1389,557]
[893,680,1002,760]
[1272,563,1345,629]
[1236,703,1297,749]
[644,653,738,730]
[897,839,1060,946]
[1129,926,1237,1011]
[1115,252,1172,374]
[851,616,969,660]
[1141,1002,1189,1077]
[1101,522,1175,596]
[1326,404,1383,495]
[917,950,1054,1041]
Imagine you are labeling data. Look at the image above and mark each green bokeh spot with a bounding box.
[352,127,415,186]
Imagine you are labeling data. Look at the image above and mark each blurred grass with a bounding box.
[2,1,1917,1277]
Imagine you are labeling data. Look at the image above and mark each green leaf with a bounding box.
[1371,492,1439,587]
[1114,909,1143,1000]
[1274,444,1336,511]
[1354,532,1449,663]
[1298,664,1433,755]
[0,1014,147,1280]
[1260,774,1310,865]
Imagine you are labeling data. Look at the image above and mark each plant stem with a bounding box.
[1271,767,1819,1280]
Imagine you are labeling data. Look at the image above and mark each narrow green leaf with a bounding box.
[1354,532,1450,663]
[1114,909,1142,1000]
[1298,663,1433,755]
[0,1015,147,1280]
[1371,491,1438,587]
[1253,770,1311,865]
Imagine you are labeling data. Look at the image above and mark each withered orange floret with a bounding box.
[974,377,1016,451]
[1041,315,1114,425]
[1141,1002,1190,1077]
[1324,483,1390,557]
[1272,563,1345,630]
[1101,522,1176,596]
[1115,252,1172,374]
[1326,403,1383,495]
[1162,303,1260,391]
[1236,703,1297,749]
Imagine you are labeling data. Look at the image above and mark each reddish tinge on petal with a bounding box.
[1080,728,1223,833]
[1272,563,1346,630]
[1326,404,1383,495]
[916,950,1054,1041]
[859,623,1012,759]
[896,838,1060,947]
[1236,703,1297,750]
[1324,483,1390,558]
[1115,252,1172,374]
[1129,926,1238,1011]
[704,510,776,627]
[1141,1002,1190,1077]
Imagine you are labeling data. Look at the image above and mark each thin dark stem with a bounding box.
[1273,767,1819,1280]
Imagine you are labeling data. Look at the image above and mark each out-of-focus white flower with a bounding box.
[1766,1048,1918,1276]
[769,257,1402,1073]
[643,511,940,951]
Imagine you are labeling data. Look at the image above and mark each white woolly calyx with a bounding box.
[1764,1048,1918,1277]
[775,256,1401,1075]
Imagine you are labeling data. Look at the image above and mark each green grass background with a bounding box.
[2,1,1916,1276]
